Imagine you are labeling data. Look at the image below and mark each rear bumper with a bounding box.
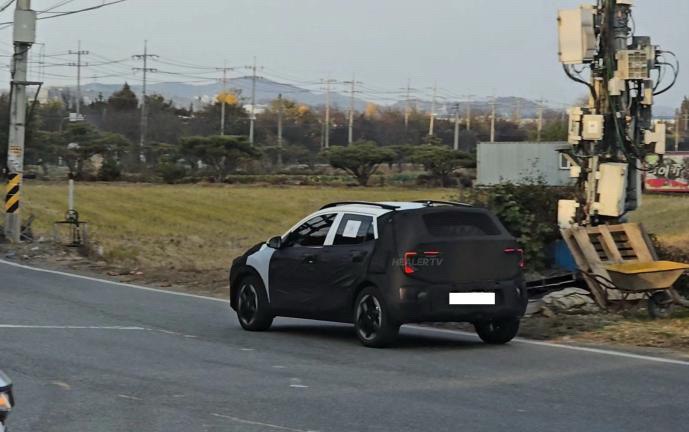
[389,279,528,324]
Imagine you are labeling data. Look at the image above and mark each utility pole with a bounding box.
[132,40,158,162]
[277,93,283,166]
[216,62,234,136]
[490,96,496,143]
[673,117,679,151]
[4,0,36,242]
[537,98,544,142]
[68,40,88,118]
[403,79,414,131]
[465,95,473,131]
[244,57,263,145]
[453,103,460,151]
[343,74,361,145]
[321,78,336,148]
[512,99,522,123]
[428,82,437,136]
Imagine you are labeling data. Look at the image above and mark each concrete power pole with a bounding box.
[676,115,681,151]
[277,93,283,166]
[465,95,473,131]
[321,79,336,148]
[536,99,543,142]
[453,103,460,150]
[403,79,413,131]
[4,0,36,242]
[133,40,157,163]
[490,96,496,143]
[68,41,88,118]
[537,99,544,142]
[217,63,234,136]
[428,82,437,136]
[246,57,263,146]
[343,74,361,145]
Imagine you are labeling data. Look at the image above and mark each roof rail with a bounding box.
[320,201,400,211]
[413,200,473,208]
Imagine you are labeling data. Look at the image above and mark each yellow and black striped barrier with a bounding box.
[5,173,21,213]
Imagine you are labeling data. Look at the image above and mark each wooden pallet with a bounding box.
[561,223,657,306]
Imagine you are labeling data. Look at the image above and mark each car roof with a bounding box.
[283,201,474,237]
[319,202,426,217]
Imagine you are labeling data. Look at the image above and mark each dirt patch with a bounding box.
[432,308,689,355]
[0,241,229,298]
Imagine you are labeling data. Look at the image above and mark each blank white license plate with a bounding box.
[449,292,495,305]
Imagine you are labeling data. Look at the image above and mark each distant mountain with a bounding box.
[48,79,675,120]
[51,77,371,111]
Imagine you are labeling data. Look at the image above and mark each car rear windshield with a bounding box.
[422,211,501,237]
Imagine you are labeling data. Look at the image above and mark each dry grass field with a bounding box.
[23,182,454,273]
[631,193,689,249]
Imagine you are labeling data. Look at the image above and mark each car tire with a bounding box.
[474,318,520,344]
[354,287,399,348]
[236,275,273,331]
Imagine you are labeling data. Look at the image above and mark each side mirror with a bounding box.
[267,236,283,249]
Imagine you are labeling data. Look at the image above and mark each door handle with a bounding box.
[302,253,317,264]
[351,251,367,262]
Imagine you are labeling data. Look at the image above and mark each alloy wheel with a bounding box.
[238,283,258,325]
[356,294,382,341]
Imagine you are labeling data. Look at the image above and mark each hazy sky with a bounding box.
[3,0,687,108]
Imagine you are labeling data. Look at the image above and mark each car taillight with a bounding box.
[403,252,417,275]
[504,248,525,269]
[403,251,441,275]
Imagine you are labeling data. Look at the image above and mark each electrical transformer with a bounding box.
[556,0,678,226]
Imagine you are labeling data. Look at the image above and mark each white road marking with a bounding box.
[117,394,141,401]
[50,381,71,390]
[211,413,318,432]
[4,259,689,368]
[289,378,309,388]
[0,325,147,330]
[240,348,255,351]
[405,325,689,367]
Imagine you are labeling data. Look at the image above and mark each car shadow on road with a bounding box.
[269,322,488,351]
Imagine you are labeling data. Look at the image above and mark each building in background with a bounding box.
[477,141,572,186]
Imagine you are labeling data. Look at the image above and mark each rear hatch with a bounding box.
[393,207,522,284]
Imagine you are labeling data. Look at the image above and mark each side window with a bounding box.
[286,213,337,247]
[333,214,375,245]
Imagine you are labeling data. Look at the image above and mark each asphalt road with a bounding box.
[1,259,689,432]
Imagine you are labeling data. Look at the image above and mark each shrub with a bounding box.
[98,158,122,181]
[457,181,574,272]
[157,162,188,184]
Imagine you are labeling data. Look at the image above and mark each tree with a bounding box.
[49,123,131,179]
[410,145,474,186]
[108,83,139,111]
[179,135,260,180]
[324,140,395,186]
